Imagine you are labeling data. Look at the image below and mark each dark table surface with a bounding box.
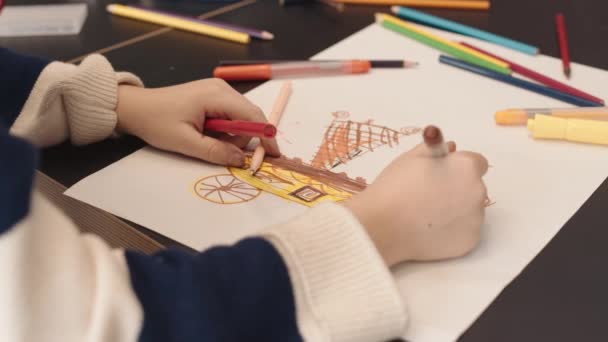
[3,0,608,340]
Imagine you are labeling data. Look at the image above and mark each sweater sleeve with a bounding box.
[0,129,407,341]
[0,48,49,127]
[2,52,408,341]
[9,54,143,147]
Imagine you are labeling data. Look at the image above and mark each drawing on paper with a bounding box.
[193,174,261,204]
[193,111,421,207]
[311,111,421,170]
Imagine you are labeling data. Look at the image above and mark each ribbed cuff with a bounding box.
[10,55,143,147]
[262,203,407,342]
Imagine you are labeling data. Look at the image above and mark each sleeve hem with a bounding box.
[262,203,408,342]
[10,55,143,147]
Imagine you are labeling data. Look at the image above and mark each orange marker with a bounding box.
[213,61,371,81]
[495,107,608,126]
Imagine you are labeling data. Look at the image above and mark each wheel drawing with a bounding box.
[194,174,261,204]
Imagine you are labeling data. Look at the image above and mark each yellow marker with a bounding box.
[527,114,608,146]
[496,107,608,125]
[106,4,250,44]
[377,14,509,70]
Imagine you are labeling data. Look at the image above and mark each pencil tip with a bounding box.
[391,5,399,13]
[261,31,274,40]
[403,60,419,68]
[565,67,571,79]
[374,13,384,23]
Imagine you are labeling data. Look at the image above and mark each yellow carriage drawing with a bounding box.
[194,155,367,207]
[193,111,421,207]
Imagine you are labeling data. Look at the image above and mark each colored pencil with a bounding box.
[495,107,608,125]
[439,55,602,107]
[218,59,419,68]
[336,0,489,10]
[132,5,273,40]
[0,0,4,13]
[106,4,249,44]
[392,6,539,55]
[460,42,604,105]
[204,119,277,138]
[279,0,308,5]
[250,82,293,174]
[317,0,345,11]
[376,13,511,74]
[555,13,571,78]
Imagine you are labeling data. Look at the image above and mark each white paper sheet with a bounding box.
[66,23,608,341]
[0,4,88,37]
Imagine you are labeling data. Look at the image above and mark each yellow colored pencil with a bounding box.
[106,4,250,44]
[336,0,490,10]
[377,14,509,70]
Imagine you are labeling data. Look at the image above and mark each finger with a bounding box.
[457,151,489,177]
[216,133,252,149]
[260,137,281,157]
[478,180,489,207]
[204,80,269,124]
[178,128,245,167]
[447,141,457,153]
[407,127,450,158]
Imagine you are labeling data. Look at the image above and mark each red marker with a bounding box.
[204,119,277,138]
[555,13,571,78]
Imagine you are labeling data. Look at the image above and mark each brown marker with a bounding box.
[423,125,449,158]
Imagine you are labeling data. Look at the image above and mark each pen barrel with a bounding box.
[271,61,371,78]
[553,111,608,121]
[204,119,277,138]
[213,65,272,81]
[528,115,608,145]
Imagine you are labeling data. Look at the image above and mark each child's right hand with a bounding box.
[345,127,488,267]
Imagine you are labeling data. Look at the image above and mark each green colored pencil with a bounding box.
[378,16,511,75]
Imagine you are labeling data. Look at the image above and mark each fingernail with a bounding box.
[230,152,245,167]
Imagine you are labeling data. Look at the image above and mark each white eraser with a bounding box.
[0,4,88,37]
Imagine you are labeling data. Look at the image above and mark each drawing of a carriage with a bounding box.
[193,111,421,206]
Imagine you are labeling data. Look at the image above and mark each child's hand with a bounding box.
[116,79,280,167]
[345,127,488,266]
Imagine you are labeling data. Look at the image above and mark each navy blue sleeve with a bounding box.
[126,239,303,342]
[0,48,50,127]
[0,127,37,233]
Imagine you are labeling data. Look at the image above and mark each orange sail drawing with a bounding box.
[311,111,421,170]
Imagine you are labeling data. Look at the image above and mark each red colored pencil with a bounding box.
[0,0,4,13]
[555,13,571,78]
[460,42,604,105]
[204,119,277,138]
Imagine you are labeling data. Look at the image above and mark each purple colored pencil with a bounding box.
[133,5,274,40]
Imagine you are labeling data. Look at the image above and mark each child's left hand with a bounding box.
[115,78,280,167]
